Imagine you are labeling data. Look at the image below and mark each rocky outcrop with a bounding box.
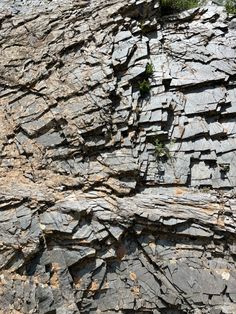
[0,0,236,313]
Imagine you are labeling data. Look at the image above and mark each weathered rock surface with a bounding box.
[0,0,236,313]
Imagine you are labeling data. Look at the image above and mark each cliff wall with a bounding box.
[0,0,236,313]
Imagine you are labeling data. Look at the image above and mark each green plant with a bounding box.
[160,0,199,14]
[225,0,236,14]
[139,79,151,96]
[154,139,169,158]
[219,163,230,173]
[199,186,211,193]
[145,63,154,76]
[140,21,146,34]
[154,138,176,159]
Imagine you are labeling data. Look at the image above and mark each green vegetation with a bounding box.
[199,186,211,193]
[154,139,170,158]
[160,0,236,15]
[160,0,199,14]
[140,21,146,34]
[145,63,154,76]
[139,79,151,97]
[155,139,167,157]
[154,138,176,159]
[225,0,236,14]
[219,163,230,173]
[137,63,154,97]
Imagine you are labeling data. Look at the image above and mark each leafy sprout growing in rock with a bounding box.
[154,138,176,160]
[145,62,154,76]
[219,163,230,173]
[137,63,154,97]
[199,186,212,193]
[155,139,167,157]
[138,79,151,97]
[154,139,171,158]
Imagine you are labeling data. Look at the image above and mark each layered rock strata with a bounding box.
[0,0,236,313]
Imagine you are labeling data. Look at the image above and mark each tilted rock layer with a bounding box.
[0,0,236,313]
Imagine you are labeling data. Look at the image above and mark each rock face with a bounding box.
[0,0,236,313]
